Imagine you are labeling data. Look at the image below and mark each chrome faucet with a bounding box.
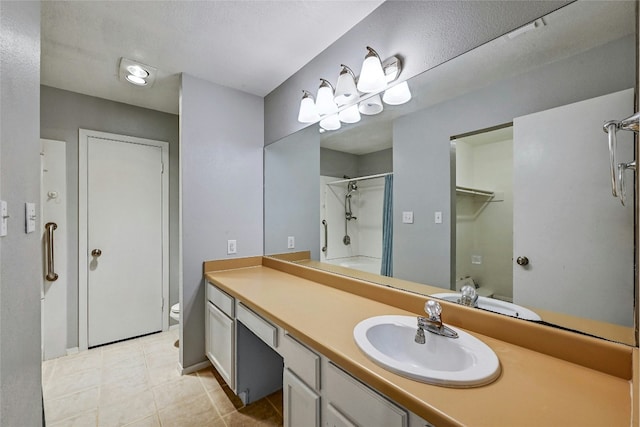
[459,284,479,308]
[415,300,458,344]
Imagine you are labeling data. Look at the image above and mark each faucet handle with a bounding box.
[460,284,478,307]
[425,300,442,319]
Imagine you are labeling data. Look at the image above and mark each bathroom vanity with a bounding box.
[204,256,632,426]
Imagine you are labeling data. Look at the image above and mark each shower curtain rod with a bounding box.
[327,172,393,186]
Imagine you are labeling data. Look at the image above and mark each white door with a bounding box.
[81,131,168,348]
[512,89,635,326]
[41,139,68,360]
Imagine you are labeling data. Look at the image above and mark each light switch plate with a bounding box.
[227,239,237,255]
[25,202,36,234]
[402,211,414,224]
[0,200,7,237]
[287,236,295,249]
[434,211,442,224]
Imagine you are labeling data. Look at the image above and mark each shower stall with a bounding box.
[320,173,391,275]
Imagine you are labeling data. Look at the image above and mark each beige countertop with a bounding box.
[205,264,631,427]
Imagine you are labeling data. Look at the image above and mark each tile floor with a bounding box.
[42,329,283,426]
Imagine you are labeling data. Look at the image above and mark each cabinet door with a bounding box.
[206,301,235,389]
[283,368,320,427]
[325,403,357,427]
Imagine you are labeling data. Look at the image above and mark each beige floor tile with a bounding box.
[222,398,283,427]
[196,367,226,392]
[102,347,145,368]
[45,386,100,424]
[207,387,244,417]
[144,349,179,369]
[102,359,148,386]
[142,338,178,356]
[100,377,151,407]
[122,413,161,427]
[152,374,206,409]
[44,368,102,399]
[97,389,156,427]
[49,410,98,427]
[157,393,221,426]
[55,350,103,376]
[42,358,57,387]
[266,389,283,417]
[147,360,181,388]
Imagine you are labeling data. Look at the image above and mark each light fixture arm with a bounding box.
[340,64,357,80]
[365,46,381,60]
[319,78,334,91]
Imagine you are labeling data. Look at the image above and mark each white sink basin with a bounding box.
[353,315,500,388]
[432,293,542,321]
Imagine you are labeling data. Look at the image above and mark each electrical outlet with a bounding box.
[25,202,36,234]
[471,255,482,265]
[227,239,237,255]
[287,236,295,249]
[402,211,414,224]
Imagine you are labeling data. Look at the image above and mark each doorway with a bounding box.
[78,130,169,349]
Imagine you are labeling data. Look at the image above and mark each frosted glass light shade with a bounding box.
[298,92,320,123]
[334,66,358,106]
[358,94,383,115]
[383,81,412,105]
[338,104,361,124]
[316,79,338,115]
[320,114,341,131]
[357,48,386,93]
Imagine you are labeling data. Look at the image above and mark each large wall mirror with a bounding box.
[264,1,637,345]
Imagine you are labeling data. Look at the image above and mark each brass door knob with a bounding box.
[516,256,529,266]
[91,249,102,257]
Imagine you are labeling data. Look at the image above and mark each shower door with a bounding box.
[512,89,634,326]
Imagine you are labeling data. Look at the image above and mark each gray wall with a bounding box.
[264,1,569,145]
[393,35,635,287]
[0,1,43,424]
[320,148,392,178]
[265,126,320,258]
[180,73,264,370]
[40,86,180,348]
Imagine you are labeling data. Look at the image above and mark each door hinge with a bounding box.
[162,297,165,310]
[161,162,165,174]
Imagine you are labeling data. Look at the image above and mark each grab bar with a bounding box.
[603,112,638,206]
[322,220,327,253]
[45,222,58,282]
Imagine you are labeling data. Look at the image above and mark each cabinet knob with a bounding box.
[516,256,529,266]
[91,249,102,257]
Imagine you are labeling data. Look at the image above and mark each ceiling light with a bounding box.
[298,90,320,123]
[357,47,387,93]
[382,81,412,105]
[338,104,361,124]
[316,79,338,116]
[126,64,149,78]
[320,114,341,131]
[359,94,383,115]
[334,65,358,106]
[126,74,148,86]
[119,57,157,88]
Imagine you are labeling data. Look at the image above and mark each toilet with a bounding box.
[170,303,180,322]
[456,276,494,298]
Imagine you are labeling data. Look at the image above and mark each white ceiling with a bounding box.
[41,0,385,114]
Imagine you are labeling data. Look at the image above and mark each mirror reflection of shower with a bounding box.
[343,179,358,245]
[321,172,393,276]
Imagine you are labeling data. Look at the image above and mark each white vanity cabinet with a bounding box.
[280,332,322,427]
[205,283,235,389]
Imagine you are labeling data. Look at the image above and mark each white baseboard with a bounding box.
[179,359,211,375]
[66,347,79,356]
[169,324,179,331]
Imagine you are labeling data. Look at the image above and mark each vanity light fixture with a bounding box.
[357,47,387,93]
[316,79,339,116]
[319,114,341,131]
[119,57,157,88]
[334,65,358,106]
[382,81,412,105]
[359,94,383,115]
[297,90,321,123]
[338,104,361,124]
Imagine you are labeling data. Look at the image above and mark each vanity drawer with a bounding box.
[281,332,320,391]
[207,281,234,318]
[326,362,408,427]
[236,302,278,349]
